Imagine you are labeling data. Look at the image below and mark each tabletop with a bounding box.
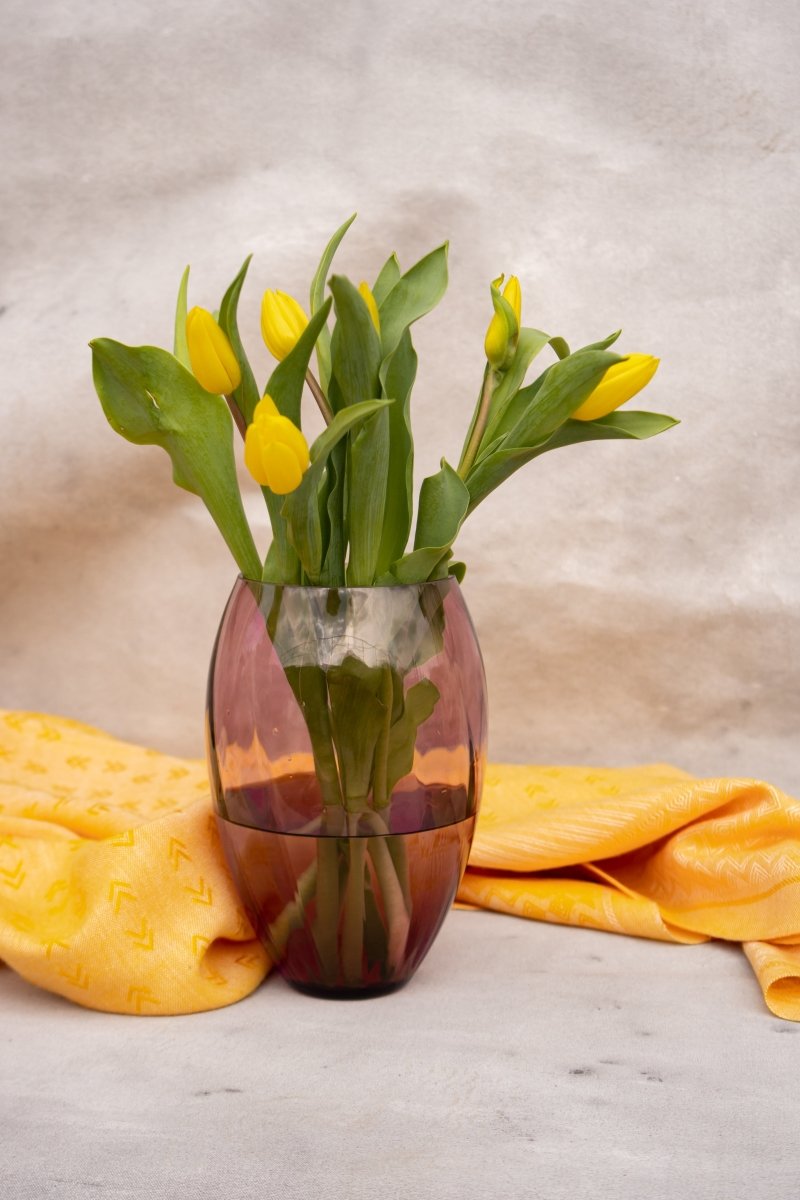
[1,910,797,1199]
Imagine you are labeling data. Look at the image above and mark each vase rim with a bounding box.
[236,573,459,594]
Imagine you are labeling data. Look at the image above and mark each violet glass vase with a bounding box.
[206,577,487,997]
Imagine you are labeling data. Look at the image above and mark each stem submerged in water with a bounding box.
[312,836,341,985]
[367,837,410,973]
[267,590,442,986]
[341,837,366,983]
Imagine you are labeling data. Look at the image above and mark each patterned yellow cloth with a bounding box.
[0,710,798,1019]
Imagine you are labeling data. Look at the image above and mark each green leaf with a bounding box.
[481,327,562,449]
[265,298,333,427]
[261,490,301,584]
[218,255,260,426]
[327,656,390,807]
[283,664,342,808]
[464,442,550,512]
[480,370,547,452]
[280,474,326,586]
[372,253,402,306]
[492,328,552,407]
[572,330,621,355]
[329,275,382,409]
[505,348,623,449]
[379,243,449,359]
[488,281,519,356]
[319,441,347,587]
[173,266,190,368]
[310,398,392,467]
[382,679,439,800]
[390,459,470,583]
[90,339,260,578]
[464,347,622,511]
[347,407,391,586]
[414,459,471,550]
[448,561,467,583]
[281,399,392,581]
[550,410,680,445]
[259,297,332,582]
[375,329,417,576]
[465,409,679,513]
[310,213,357,392]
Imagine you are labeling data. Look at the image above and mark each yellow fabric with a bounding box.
[0,711,269,1015]
[1,710,798,1019]
[459,762,800,1020]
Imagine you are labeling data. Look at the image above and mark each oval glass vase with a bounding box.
[206,576,487,997]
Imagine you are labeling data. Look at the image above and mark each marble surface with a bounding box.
[1,0,799,793]
[1,911,797,1199]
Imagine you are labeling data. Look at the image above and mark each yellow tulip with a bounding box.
[260,290,309,361]
[358,281,381,333]
[484,275,522,368]
[502,275,522,323]
[572,354,660,422]
[244,394,310,495]
[185,307,241,394]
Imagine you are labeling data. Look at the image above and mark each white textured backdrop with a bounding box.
[1,0,798,789]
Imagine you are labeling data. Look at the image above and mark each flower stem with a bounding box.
[362,810,411,969]
[312,836,341,985]
[267,858,318,958]
[341,837,366,983]
[305,370,334,425]
[457,365,498,479]
[224,393,247,440]
[367,836,410,973]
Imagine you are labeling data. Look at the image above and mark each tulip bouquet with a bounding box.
[90,214,672,590]
[90,215,676,991]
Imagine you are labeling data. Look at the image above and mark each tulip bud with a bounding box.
[244,394,310,495]
[502,276,522,324]
[260,290,309,361]
[358,281,381,333]
[484,275,522,369]
[572,354,660,422]
[185,307,241,394]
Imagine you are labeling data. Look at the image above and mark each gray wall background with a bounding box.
[1,0,798,790]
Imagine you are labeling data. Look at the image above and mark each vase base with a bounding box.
[286,978,409,1001]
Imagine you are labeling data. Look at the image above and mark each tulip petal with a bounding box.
[503,276,522,325]
[274,415,311,471]
[261,290,309,361]
[244,405,309,493]
[484,311,508,366]
[186,306,242,394]
[571,354,660,422]
[358,281,381,333]
[244,422,270,486]
[484,277,521,368]
[262,441,304,495]
[252,393,280,422]
[207,314,242,392]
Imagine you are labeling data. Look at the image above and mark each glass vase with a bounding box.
[206,577,487,997]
